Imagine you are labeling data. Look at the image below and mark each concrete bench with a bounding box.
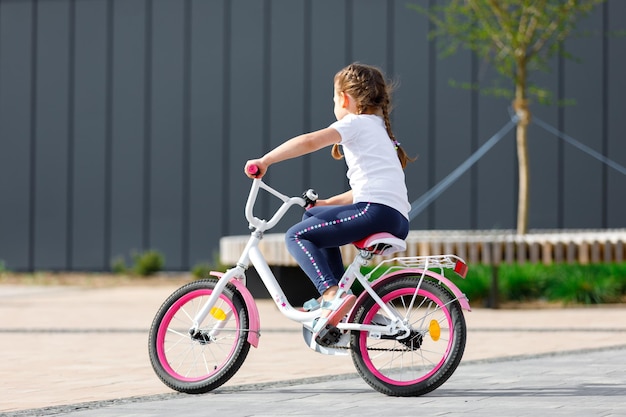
[220,229,626,307]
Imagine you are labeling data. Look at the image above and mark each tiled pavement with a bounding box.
[1,283,625,416]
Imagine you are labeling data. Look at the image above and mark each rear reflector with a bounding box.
[454,260,468,278]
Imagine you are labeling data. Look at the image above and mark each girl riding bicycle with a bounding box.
[244,62,415,344]
[151,63,468,396]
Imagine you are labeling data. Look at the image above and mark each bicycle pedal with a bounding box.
[315,325,342,347]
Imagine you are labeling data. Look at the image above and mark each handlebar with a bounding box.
[302,189,318,209]
[244,175,317,232]
[247,164,260,176]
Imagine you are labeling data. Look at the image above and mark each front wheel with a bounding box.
[350,277,466,396]
[148,279,250,394]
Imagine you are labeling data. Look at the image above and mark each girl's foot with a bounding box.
[299,297,321,312]
[299,289,352,312]
[312,293,356,346]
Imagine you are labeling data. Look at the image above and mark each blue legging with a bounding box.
[285,202,409,294]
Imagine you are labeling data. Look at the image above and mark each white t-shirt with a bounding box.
[329,114,410,219]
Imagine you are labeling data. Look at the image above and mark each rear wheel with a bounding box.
[148,279,250,394]
[350,277,466,396]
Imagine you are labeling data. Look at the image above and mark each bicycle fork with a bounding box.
[187,267,240,338]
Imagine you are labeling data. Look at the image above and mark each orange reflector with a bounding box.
[429,320,441,341]
[210,307,227,321]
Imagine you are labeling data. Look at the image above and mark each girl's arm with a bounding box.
[316,190,353,206]
[244,127,341,178]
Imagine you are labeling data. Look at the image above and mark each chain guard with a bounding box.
[325,330,425,352]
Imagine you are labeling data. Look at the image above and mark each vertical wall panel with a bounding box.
[33,0,71,269]
[432,50,473,229]
[351,0,388,69]
[527,56,561,229]
[0,0,34,270]
[266,0,306,232]
[71,0,108,269]
[149,0,185,268]
[476,66,516,230]
[227,0,265,236]
[606,0,626,228]
[187,0,225,268]
[109,0,146,266]
[472,63,518,229]
[393,0,430,230]
[309,0,347,201]
[562,8,604,228]
[526,121,561,229]
[475,108,517,230]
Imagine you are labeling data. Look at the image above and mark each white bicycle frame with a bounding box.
[189,178,471,352]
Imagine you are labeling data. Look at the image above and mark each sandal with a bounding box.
[300,297,321,312]
[300,290,353,312]
[312,293,356,346]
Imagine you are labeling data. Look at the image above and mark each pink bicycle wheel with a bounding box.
[350,277,466,396]
[148,279,250,394]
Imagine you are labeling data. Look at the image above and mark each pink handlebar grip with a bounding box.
[247,164,259,175]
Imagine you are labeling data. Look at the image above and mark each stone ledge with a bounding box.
[220,229,626,266]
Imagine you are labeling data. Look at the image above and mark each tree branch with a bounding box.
[473,0,511,53]
[529,0,577,57]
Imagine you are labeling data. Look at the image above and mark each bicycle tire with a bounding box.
[148,279,250,394]
[350,277,466,396]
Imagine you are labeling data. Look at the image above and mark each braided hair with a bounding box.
[331,63,415,168]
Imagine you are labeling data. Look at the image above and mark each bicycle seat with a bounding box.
[353,232,406,256]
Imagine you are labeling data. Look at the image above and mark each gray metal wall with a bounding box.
[0,0,624,272]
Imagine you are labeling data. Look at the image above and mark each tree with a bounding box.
[410,0,605,234]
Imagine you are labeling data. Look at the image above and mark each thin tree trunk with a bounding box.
[513,96,530,235]
[513,53,531,235]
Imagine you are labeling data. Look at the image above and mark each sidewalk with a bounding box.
[22,347,626,417]
[1,281,625,415]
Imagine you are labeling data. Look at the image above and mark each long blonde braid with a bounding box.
[331,63,415,168]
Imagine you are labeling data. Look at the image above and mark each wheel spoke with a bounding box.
[351,278,466,396]
[149,281,251,393]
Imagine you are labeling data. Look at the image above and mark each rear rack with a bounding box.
[368,254,468,279]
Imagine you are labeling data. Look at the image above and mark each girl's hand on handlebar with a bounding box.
[244,160,266,178]
[310,198,330,208]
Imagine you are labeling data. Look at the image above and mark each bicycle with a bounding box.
[148,169,471,397]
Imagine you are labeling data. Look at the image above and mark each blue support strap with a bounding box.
[408,111,626,223]
[408,116,518,221]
